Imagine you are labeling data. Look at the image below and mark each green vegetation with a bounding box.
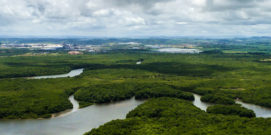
[74,83,135,106]
[1,52,271,120]
[1,46,271,135]
[86,98,271,135]
[0,49,31,56]
[0,78,75,119]
[74,82,194,108]
[2,38,271,134]
[201,94,235,105]
[207,104,256,118]
[134,84,194,100]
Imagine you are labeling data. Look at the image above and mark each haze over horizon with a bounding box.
[1,0,271,37]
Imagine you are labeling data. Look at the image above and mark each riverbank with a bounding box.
[28,68,84,79]
[51,95,79,118]
[192,93,271,118]
[0,97,144,135]
[0,68,85,119]
[86,97,271,135]
[2,53,271,135]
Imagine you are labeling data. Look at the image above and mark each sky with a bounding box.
[1,0,271,37]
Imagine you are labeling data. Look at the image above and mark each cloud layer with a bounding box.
[1,0,271,37]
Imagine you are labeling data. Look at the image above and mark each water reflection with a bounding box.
[236,100,271,118]
[157,48,201,53]
[192,93,271,118]
[52,95,79,118]
[29,68,84,79]
[0,97,144,135]
[192,94,212,111]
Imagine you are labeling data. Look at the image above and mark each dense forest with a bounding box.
[86,98,271,135]
[1,53,271,119]
[207,104,256,118]
[74,82,194,108]
[1,51,271,134]
[201,94,235,105]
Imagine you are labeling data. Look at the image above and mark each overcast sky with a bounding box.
[1,0,271,37]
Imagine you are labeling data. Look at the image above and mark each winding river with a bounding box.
[236,100,271,118]
[29,68,84,79]
[157,48,201,53]
[192,94,213,111]
[0,97,144,135]
[0,69,145,135]
[51,95,79,118]
[1,69,271,135]
[192,94,271,118]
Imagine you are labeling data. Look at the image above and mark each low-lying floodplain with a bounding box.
[1,52,271,135]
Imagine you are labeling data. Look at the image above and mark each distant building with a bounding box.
[88,49,95,52]
[63,44,72,50]
[68,51,83,55]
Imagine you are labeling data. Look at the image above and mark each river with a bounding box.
[1,69,271,135]
[157,48,201,53]
[236,100,271,118]
[0,69,145,135]
[28,68,84,79]
[192,94,213,111]
[51,95,79,118]
[0,97,144,135]
[192,94,271,118]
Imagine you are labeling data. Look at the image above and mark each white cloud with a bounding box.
[0,0,271,37]
[93,9,111,16]
[176,22,188,25]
